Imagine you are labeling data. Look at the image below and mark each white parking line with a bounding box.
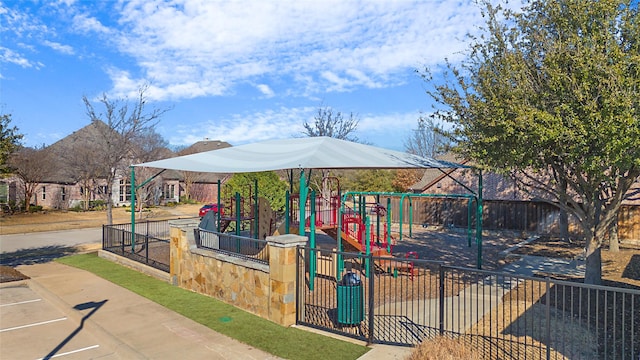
[0,317,67,332]
[0,298,42,307]
[34,345,100,360]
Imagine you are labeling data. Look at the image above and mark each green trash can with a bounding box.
[337,272,364,325]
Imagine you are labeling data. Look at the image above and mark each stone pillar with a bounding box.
[267,234,307,326]
[169,219,199,286]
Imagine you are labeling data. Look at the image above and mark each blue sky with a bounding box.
[0,0,519,151]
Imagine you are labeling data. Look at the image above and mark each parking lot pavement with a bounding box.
[0,281,117,360]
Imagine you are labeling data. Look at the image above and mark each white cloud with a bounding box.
[72,13,111,34]
[0,47,36,68]
[42,40,74,55]
[169,106,314,146]
[165,105,425,151]
[102,1,503,101]
[256,84,275,98]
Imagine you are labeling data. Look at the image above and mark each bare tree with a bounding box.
[7,145,55,211]
[174,145,208,202]
[130,128,169,211]
[301,105,362,197]
[302,106,360,142]
[403,116,450,158]
[83,84,170,224]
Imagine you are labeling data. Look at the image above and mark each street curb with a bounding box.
[25,277,144,359]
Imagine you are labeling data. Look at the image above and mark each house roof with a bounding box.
[44,120,115,183]
[161,140,233,182]
[135,137,468,173]
[408,153,469,192]
[411,154,640,205]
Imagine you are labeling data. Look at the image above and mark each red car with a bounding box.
[199,203,223,218]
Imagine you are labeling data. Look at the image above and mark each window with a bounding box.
[0,182,7,203]
[61,187,66,201]
[119,180,131,202]
[164,184,175,199]
[42,186,46,200]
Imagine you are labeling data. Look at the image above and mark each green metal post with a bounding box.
[217,179,221,232]
[254,179,259,239]
[386,197,392,253]
[476,170,483,269]
[130,166,136,253]
[467,198,472,247]
[375,194,380,245]
[399,194,407,241]
[337,197,345,281]
[285,190,290,234]
[310,190,316,291]
[299,170,307,237]
[235,192,241,237]
[365,215,371,278]
[409,197,413,238]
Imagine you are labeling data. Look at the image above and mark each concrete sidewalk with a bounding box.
[15,262,409,360]
[16,262,281,360]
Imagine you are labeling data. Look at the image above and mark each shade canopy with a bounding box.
[134,137,466,172]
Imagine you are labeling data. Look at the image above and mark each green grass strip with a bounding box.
[57,253,369,360]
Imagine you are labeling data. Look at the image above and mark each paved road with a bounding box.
[0,228,102,254]
[0,228,102,266]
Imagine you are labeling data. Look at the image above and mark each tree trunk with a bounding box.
[106,192,113,225]
[559,208,569,243]
[609,221,619,252]
[584,238,602,285]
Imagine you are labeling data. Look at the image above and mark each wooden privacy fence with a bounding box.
[383,197,639,241]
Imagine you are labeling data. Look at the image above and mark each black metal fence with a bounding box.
[296,247,640,359]
[194,228,269,265]
[102,220,172,272]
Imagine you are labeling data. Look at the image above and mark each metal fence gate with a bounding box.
[296,246,640,359]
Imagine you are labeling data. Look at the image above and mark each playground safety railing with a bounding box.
[102,223,171,272]
[194,228,269,265]
[296,247,640,359]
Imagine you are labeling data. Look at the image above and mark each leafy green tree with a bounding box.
[0,114,23,173]
[222,172,287,214]
[422,0,639,284]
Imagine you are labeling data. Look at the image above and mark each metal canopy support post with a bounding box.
[217,179,221,232]
[476,170,483,269]
[310,190,316,291]
[386,197,392,253]
[130,167,166,253]
[298,169,307,237]
[285,190,290,234]
[254,179,259,239]
[235,192,241,236]
[467,198,473,247]
[130,166,136,253]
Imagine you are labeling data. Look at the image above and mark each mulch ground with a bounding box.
[0,265,29,283]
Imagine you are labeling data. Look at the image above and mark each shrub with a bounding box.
[407,336,481,360]
[28,205,43,213]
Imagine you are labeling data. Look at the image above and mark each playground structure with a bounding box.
[201,174,481,289]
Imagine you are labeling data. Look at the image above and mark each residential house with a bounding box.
[407,155,640,241]
[3,121,231,210]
